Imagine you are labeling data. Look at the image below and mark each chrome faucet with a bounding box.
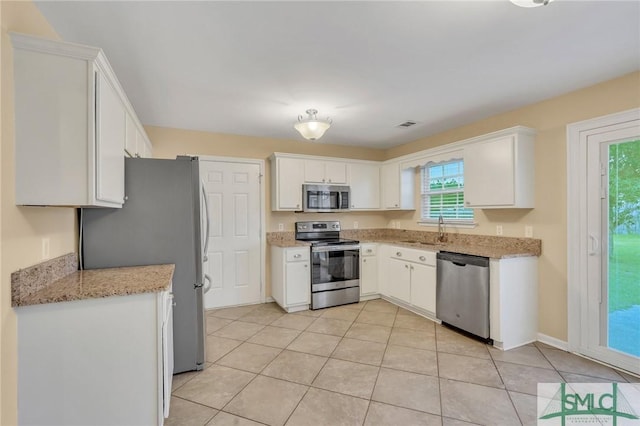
[438,214,446,243]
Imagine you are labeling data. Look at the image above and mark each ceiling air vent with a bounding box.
[397,121,417,128]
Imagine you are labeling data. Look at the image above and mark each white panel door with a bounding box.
[201,161,262,309]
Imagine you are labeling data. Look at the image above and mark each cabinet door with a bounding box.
[410,263,436,313]
[304,159,326,183]
[95,71,125,205]
[381,162,400,209]
[464,136,515,207]
[285,261,310,305]
[361,255,378,296]
[125,113,137,157]
[350,163,380,209]
[277,157,304,210]
[386,258,411,302]
[325,161,347,184]
[137,131,152,158]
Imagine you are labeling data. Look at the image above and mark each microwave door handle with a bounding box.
[338,191,342,209]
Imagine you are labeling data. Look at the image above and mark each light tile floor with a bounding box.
[168,299,639,426]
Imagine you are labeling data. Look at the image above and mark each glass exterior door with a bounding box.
[585,128,640,373]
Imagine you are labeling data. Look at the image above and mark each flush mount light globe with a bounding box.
[294,109,332,141]
[510,0,554,7]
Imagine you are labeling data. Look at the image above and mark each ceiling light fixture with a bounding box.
[510,0,553,7]
[294,109,332,141]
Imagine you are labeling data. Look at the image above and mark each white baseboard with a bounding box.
[265,296,275,303]
[537,333,569,351]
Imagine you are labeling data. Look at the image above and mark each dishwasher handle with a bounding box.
[437,251,489,268]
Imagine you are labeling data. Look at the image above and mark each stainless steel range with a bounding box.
[295,221,360,310]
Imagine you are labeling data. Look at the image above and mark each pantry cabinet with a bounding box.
[349,162,381,210]
[11,33,150,208]
[464,128,535,208]
[271,246,310,312]
[380,161,415,210]
[304,159,348,184]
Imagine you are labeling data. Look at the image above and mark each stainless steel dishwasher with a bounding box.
[436,252,491,342]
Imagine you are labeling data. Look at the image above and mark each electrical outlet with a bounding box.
[278,223,284,231]
[496,225,503,236]
[525,225,533,238]
[42,237,50,260]
[353,221,359,229]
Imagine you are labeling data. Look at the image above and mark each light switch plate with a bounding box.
[278,223,284,231]
[496,225,503,236]
[353,221,359,229]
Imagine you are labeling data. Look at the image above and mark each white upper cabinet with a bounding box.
[11,33,150,208]
[95,72,126,205]
[270,154,304,211]
[464,128,535,208]
[125,113,153,158]
[349,162,380,210]
[304,159,348,184]
[381,161,415,210]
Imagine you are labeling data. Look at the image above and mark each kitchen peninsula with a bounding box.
[12,254,174,425]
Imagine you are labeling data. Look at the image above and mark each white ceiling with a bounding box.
[35,1,640,149]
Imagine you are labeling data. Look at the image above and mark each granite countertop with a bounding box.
[13,259,174,307]
[358,238,536,259]
[267,229,541,259]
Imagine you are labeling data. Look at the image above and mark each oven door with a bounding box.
[311,245,360,292]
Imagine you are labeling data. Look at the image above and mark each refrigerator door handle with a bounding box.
[201,179,210,262]
[204,274,212,293]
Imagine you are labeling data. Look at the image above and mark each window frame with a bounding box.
[419,158,475,226]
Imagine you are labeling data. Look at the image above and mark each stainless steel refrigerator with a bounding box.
[82,156,208,373]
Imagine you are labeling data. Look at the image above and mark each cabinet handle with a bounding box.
[465,201,470,206]
[304,264,308,268]
[405,264,409,269]
[363,259,367,263]
[410,265,414,270]
[352,204,355,208]
[293,254,301,259]
[296,204,300,208]
[395,204,399,207]
[366,249,372,253]
[396,252,402,257]
[419,256,426,261]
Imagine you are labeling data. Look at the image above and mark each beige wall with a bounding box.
[1,2,76,424]
[382,71,640,342]
[149,72,640,344]
[147,126,389,232]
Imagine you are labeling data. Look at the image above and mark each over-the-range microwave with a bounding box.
[302,184,350,212]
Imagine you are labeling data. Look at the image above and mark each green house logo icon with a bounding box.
[539,383,639,425]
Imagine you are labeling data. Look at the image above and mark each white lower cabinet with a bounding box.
[271,246,310,312]
[16,290,172,425]
[360,243,379,299]
[381,245,437,317]
[490,256,538,350]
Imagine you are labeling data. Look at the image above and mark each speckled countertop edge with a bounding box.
[267,229,541,259]
[13,261,175,307]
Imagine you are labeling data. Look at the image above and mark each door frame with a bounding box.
[567,107,640,371]
[198,155,267,305]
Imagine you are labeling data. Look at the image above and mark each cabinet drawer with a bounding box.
[361,244,377,257]
[286,248,310,262]
[390,247,436,266]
